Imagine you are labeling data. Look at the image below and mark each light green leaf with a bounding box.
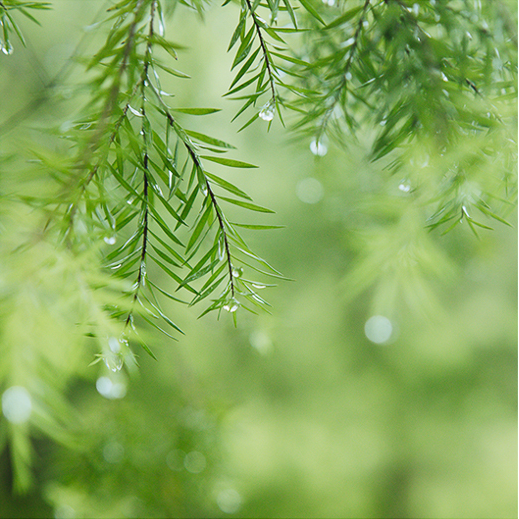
[184,130,236,149]
[201,156,258,168]
[219,196,274,213]
[170,108,221,115]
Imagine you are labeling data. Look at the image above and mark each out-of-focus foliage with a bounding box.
[0,0,516,517]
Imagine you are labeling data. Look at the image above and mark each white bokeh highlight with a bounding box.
[296,178,324,204]
[364,315,393,344]
[2,386,32,424]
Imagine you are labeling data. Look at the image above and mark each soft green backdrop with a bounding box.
[0,1,516,518]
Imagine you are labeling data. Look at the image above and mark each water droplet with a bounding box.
[128,105,143,117]
[1,42,13,55]
[251,283,266,289]
[218,237,225,261]
[364,315,393,344]
[296,177,324,204]
[157,13,166,37]
[398,182,411,192]
[184,451,206,473]
[104,236,116,245]
[345,71,352,81]
[380,118,387,126]
[259,101,275,122]
[2,386,32,424]
[412,3,419,16]
[103,352,123,372]
[154,183,163,197]
[251,293,264,303]
[441,72,448,82]
[322,0,335,6]
[201,183,208,196]
[232,267,243,278]
[343,37,355,48]
[108,337,121,353]
[119,333,129,349]
[223,298,240,312]
[310,139,328,156]
[217,488,242,514]
[96,377,127,399]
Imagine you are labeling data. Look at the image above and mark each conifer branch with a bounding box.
[125,0,155,328]
[64,0,150,237]
[245,0,277,105]
[317,0,371,141]
[168,113,236,301]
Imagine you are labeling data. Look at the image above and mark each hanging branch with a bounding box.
[316,0,371,142]
[245,0,277,105]
[125,0,156,330]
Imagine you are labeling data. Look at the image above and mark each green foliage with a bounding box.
[0,0,516,510]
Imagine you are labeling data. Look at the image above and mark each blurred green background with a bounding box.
[0,1,516,518]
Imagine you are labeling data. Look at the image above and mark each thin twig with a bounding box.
[245,0,276,104]
[181,128,236,299]
[125,0,156,327]
[318,0,371,141]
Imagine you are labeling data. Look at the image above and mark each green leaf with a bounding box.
[170,108,221,115]
[270,51,310,67]
[200,156,258,168]
[224,73,262,97]
[149,34,184,59]
[298,0,325,25]
[476,204,513,227]
[147,279,189,304]
[205,172,252,199]
[230,47,261,89]
[139,312,177,343]
[154,61,191,78]
[228,12,247,51]
[232,25,256,70]
[149,255,198,294]
[185,203,214,254]
[282,0,297,28]
[142,294,184,334]
[231,222,285,230]
[237,112,260,132]
[326,6,363,29]
[184,130,236,149]
[180,259,221,287]
[219,196,274,213]
[180,246,220,287]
